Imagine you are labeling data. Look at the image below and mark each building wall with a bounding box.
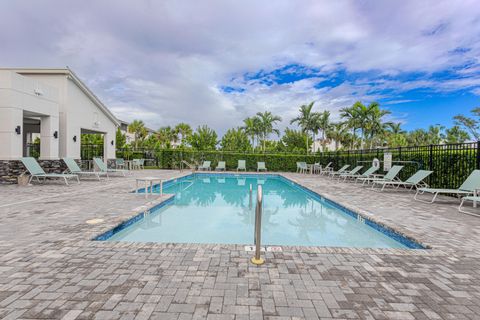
[0,71,59,160]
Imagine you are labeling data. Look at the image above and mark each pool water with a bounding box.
[104,174,421,248]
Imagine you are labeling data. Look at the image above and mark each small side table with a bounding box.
[135,177,163,198]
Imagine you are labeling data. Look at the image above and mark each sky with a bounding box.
[1,0,480,135]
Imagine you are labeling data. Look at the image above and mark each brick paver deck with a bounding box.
[0,170,479,320]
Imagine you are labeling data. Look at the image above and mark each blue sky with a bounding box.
[1,0,479,134]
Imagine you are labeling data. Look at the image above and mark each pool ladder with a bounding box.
[251,185,265,265]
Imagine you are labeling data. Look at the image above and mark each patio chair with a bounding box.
[334,165,363,179]
[131,159,141,170]
[93,157,127,177]
[257,162,267,172]
[328,165,350,177]
[414,170,480,203]
[216,161,226,171]
[340,165,379,181]
[116,158,126,169]
[296,162,308,174]
[371,170,433,191]
[20,157,79,185]
[356,165,404,186]
[198,161,211,171]
[63,157,107,180]
[237,160,246,171]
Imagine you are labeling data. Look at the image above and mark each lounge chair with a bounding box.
[216,161,226,171]
[415,170,480,203]
[93,157,128,177]
[20,157,79,185]
[334,165,363,179]
[320,162,333,175]
[458,195,480,216]
[371,170,433,191]
[63,157,107,180]
[357,165,404,186]
[340,166,379,181]
[296,162,308,174]
[328,165,350,177]
[198,161,211,171]
[257,162,267,172]
[237,160,246,171]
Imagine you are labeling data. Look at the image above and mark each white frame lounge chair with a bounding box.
[328,165,350,177]
[458,195,480,217]
[115,158,126,169]
[372,170,433,192]
[198,161,211,171]
[237,160,246,171]
[93,157,127,177]
[357,165,404,186]
[415,170,480,203]
[257,162,267,172]
[340,166,379,181]
[320,162,333,175]
[334,165,363,180]
[21,157,79,185]
[216,161,226,171]
[63,157,107,180]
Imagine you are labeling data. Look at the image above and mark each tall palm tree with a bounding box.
[256,111,282,152]
[242,117,260,150]
[327,122,349,150]
[290,101,316,153]
[364,103,391,148]
[387,122,405,135]
[317,110,331,150]
[156,126,176,148]
[339,105,360,149]
[128,120,147,148]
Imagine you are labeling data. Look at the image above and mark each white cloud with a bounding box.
[1,0,480,134]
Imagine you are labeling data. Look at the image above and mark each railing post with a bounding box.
[251,185,264,265]
[429,144,433,170]
[477,141,480,169]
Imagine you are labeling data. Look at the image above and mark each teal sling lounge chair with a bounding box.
[357,165,404,186]
[93,157,127,177]
[63,157,107,180]
[21,157,79,185]
[372,170,433,191]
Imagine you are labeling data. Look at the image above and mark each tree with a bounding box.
[453,107,480,140]
[317,110,331,150]
[445,126,470,143]
[290,102,316,153]
[278,128,308,152]
[128,120,147,148]
[256,111,282,152]
[174,123,192,146]
[340,104,360,149]
[243,117,261,150]
[156,126,176,148]
[116,128,126,148]
[327,122,350,150]
[188,125,218,150]
[220,128,251,151]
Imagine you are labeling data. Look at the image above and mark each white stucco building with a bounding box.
[0,68,119,162]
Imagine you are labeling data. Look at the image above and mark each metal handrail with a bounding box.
[251,185,265,265]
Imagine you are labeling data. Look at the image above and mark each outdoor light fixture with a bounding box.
[15,126,21,135]
[73,135,77,142]
[53,131,58,139]
[111,140,114,146]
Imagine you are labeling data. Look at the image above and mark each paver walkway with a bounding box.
[0,170,479,320]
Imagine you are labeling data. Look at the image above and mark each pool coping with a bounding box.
[91,172,437,254]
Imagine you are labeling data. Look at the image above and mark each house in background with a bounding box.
[311,139,340,152]
[118,119,156,147]
[0,68,119,183]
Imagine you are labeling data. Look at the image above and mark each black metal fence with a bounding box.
[115,142,480,189]
[80,144,104,160]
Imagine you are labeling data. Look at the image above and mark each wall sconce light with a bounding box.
[53,131,58,139]
[73,135,77,142]
[15,126,21,135]
[111,140,114,146]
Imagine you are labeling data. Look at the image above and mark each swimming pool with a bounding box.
[98,174,423,249]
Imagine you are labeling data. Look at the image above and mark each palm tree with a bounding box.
[290,102,316,153]
[317,110,331,150]
[327,122,349,150]
[340,105,360,149]
[387,122,405,135]
[156,126,176,148]
[256,111,282,152]
[174,123,192,146]
[128,120,147,148]
[364,103,391,148]
[243,117,260,150]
